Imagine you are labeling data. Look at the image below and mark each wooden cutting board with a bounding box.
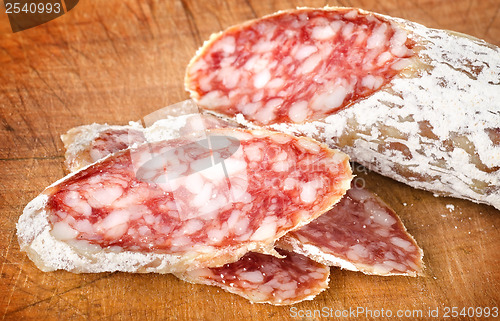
[0,0,498,320]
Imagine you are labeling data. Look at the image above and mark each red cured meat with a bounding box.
[278,185,424,276]
[175,249,330,305]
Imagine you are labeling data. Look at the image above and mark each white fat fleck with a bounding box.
[251,217,277,241]
[207,228,226,243]
[270,133,292,144]
[361,75,384,90]
[311,86,348,111]
[300,181,320,204]
[377,51,393,65]
[366,201,397,226]
[267,78,284,88]
[88,186,123,207]
[383,260,408,272]
[367,23,388,49]
[244,143,263,162]
[99,210,130,230]
[272,161,290,172]
[233,216,250,235]
[223,158,248,176]
[348,244,370,258]
[299,54,323,74]
[191,183,213,207]
[51,222,79,241]
[239,271,264,283]
[182,219,204,235]
[185,173,205,194]
[311,25,336,40]
[294,45,318,60]
[254,69,271,88]
[297,138,321,153]
[347,187,372,202]
[341,22,354,38]
[198,91,230,108]
[288,101,309,123]
[254,98,282,124]
[390,237,413,250]
[212,35,236,54]
[226,210,242,229]
[64,191,92,216]
[73,220,93,235]
[283,178,297,191]
[221,68,240,89]
[446,204,455,212]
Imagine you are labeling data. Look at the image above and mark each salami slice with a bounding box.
[62,111,233,172]
[175,249,329,305]
[277,184,424,276]
[18,128,351,273]
[186,7,500,210]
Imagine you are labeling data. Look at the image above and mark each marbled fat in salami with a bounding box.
[186,7,413,125]
[18,128,351,273]
[175,249,330,305]
[278,185,423,276]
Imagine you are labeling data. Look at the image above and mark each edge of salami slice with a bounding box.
[18,128,352,273]
[277,186,424,277]
[174,250,330,305]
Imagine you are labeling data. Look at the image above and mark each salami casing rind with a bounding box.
[186,7,500,209]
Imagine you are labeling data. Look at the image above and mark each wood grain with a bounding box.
[0,1,499,320]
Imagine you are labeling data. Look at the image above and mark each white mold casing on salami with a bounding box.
[18,128,352,273]
[186,7,500,209]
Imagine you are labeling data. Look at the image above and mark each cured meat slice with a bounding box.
[277,185,424,276]
[18,128,352,273]
[186,7,500,210]
[175,249,330,305]
[62,111,232,172]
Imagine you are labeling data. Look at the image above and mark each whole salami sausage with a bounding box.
[17,128,352,273]
[185,7,500,210]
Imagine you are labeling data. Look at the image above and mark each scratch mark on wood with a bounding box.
[244,0,257,18]
[4,273,113,317]
[483,4,499,39]
[2,256,26,321]
[179,0,202,45]
[0,156,64,162]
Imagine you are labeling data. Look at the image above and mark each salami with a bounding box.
[17,128,352,273]
[186,7,500,210]
[175,249,330,305]
[278,184,424,276]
